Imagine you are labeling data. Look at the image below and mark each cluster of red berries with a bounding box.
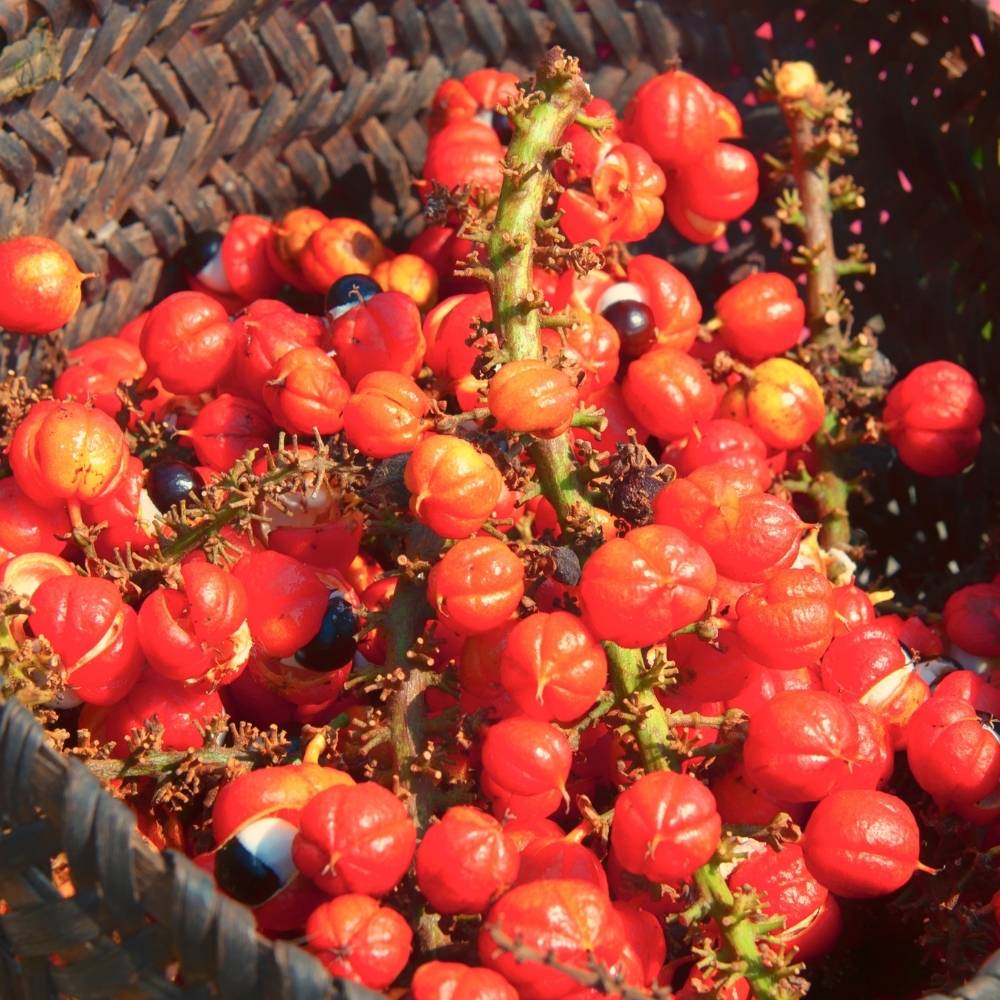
[0,60,995,1000]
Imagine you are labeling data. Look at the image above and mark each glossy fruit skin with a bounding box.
[0,478,70,561]
[515,838,609,894]
[305,894,412,989]
[675,141,759,222]
[424,119,505,196]
[292,781,416,896]
[499,611,607,722]
[742,690,860,802]
[710,764,806,828]
[298,218,386,294]
[425,291,493,384]
[601,300,656,360]
[905,696,1000,809]
[0,236,87,334]
[611,770,721,883]
[325,291,425,388]
[261,346,351,435]
[579,525,717,648]
[614,903,665,987]
[481,717,572,819]
[429,68,519,134]
[540,311,620,399]
[624,70,726,170]
[837,701,894,791]
[735,568,836,670]
[139,291,237,394]
[145,459,202,513]
[220,214,283,302]
[625,255,703,353]
[458,623,516,717]
[623,347,716,441]
[671,632,759,703]
[479,879,629,1000]
[343,372,431,459]
[884,361,984,476]
[29,575,144,705]
[802,790,922,898]
[10,399,130,509]
[405,435,504,539]
[652,465,802,582]
[54,336,147,416]
[831,584,876,635]
[488,359,579,439]
[233,550,328,659]
[428,537,524,635]
[412,961,518,1000]
[372,253,439,311]
[743,359,825,450]
[820,624,928,747]
[138,561,250,685]
[416,806,519,914]
[664,182,727,244]
[943,582,1000,657]
[716,273,806,362]
[269,207,327,290]
[663,419,771,489]
[188,394,275,472]
[80,671,223,758]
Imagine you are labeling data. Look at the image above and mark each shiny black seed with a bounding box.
[214,836,283,907]
[601,299,656,359]
[325,273,381,317]
[295,591,358,672]
[491,110,513,145]
[147,460,202,513]
[178,231,223,275]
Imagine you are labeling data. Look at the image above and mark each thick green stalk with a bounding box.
[606,643,677,772]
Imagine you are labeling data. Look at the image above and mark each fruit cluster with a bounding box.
[0,49,995,1000]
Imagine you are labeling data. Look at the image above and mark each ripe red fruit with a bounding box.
[625,254,703,353]
[622,347,717,441]
[735,568,836,670]
[481,717,572,819]
[10,399,130,510]
[412,962,517,1000]
[324,291,425,388]
[663,183,727,245]
[541,311,621,399]
[459,623,517,716]
[710,764,806,828]
[614,903,666,987]
[138,561,250,686]
[488,359,579,439]
[404,435,504,539]
[218,214,283,302]
[579,525,717,648]
[837,701,894,792]
[905,696,1000,809]
[188,393,275,472]
[499,611,607,722]
[343,371,431,458]
[293,782,416,896]
[0,235,88,334]
[297,218,386,293]
[480,879,629,1000]
[428,537,524,635]
[716,273,806,362]
[662,419,772,489]
[883,361,984,476]
[416,806,519,914]
[802,790,926,898]
[54,336,147,416]
[139,291,237,394]
[943,582,1000,657]
[652,464,803,581]
[675,142,759,222]
[671,632,759,703]
[261,346,350,435]
[831,584,877,635]
[0,478,70,561]
[515,838,609,894]
[305,894,412,989]
[742,690,860,802]
[424,119,505,195]
[29,575,144,705]
[611,770,721,883]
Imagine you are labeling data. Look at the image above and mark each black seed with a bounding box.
[601,300,656,359]
[147,460,202,513]
[325,273,381,317]
[295,591,358,671]
[491,110,513,145]
[178,231,223,275]
[214,836,283,906]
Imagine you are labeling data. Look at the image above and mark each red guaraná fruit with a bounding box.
[579,525,717,648]
[411,962,517,1000]
[29,575,144,705]
[735,568,835,669]
[905,696,1000,810]
[673,141,759,223]
[138,560,250,686]
[883,361,985,477]
[343,372,431,458]
[0,478,70,561]
[943,582,1000,657]
[622,347,717,441]
[479,879,629,1000]
[416,806,519,914]
[515,838,609,894]
[662,419,772,490]
[139,291,237,394]
[716,272,806,362]
[423,120,505,196]
[54,336,147,416]
[742,690,859,802]
[499,611,607,723]
[802,790,928,898]
[305,894,412,990]
[261,346,351,435]
[488,359,579,439]
[293,782,416,896]
[481,717,572,819]
[188,394,275,472]
[427,537,524,635]
[0,235,89,335]
[611,770,721,883]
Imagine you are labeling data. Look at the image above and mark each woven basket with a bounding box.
[0,1,997,997]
